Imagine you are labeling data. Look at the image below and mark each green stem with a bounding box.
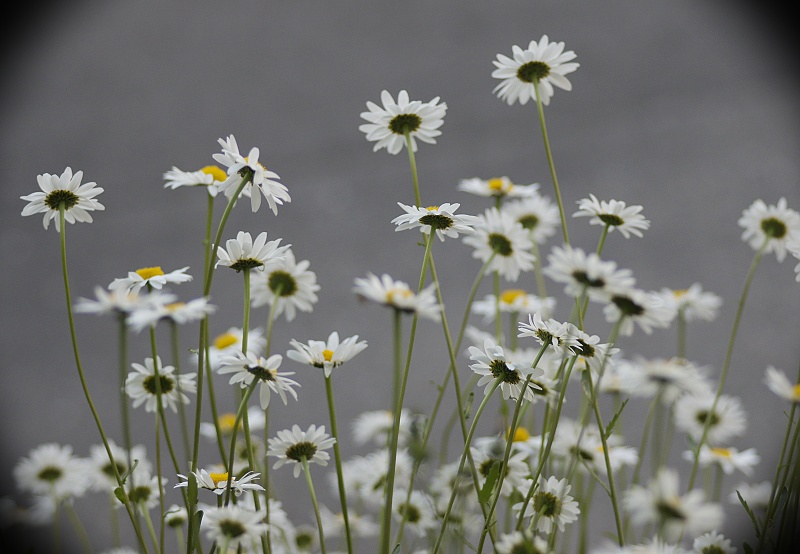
[171,321,192,462]
[302,458,327,554]
[404,131,421,206]
[223,379,259,506]
[677,310,687,360]
[325,376,353,554]
[118,313,133,469]
[63,502,93,554]
[242,268,251,354]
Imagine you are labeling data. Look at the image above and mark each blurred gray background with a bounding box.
[2,0,799,551]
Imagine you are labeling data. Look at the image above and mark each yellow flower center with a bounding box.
[500,289,527,304]
[673,289,688,298]
[200,165,228,182]
[710,447,732,458]
[425,205,439,211]
[322,349,334,362]
[214,332,238,350]
[166,302,186,311]
[208,472,229,486]
[135,266,165,280]
[487,178,506,191]
[508,426,530,442]
[386,288,413,304]
[792,384,800,399]
[218,413,237,434]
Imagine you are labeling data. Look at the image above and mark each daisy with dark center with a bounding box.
[163,164,227,197]
[20,167,104,231]
[738,197,800,262]
[217,351,299,410]
[87,440,150,493]
[392,489,436,538]
[693,531,737,554]
[14,443,92,502]
[359,90,447,155]
[250,248,320,322]
[213,134,291,214]
[471,446,529,497]
[502,194,561,244]
[573,194,650,239]
[124,356,196,413]
[201,504,268,553]
[109,266,193,294]
[517,313,579,355]
[468,337,544,401]
[216,230,288,273]
[125,295,216,332]
[544,245,636,302]
[458,176,540,199]
[392,202,480,242]
[496,530,549,554]
[602,287,676,336]
[463,207,536,281]
[352,272,440,320]
[492,35,579,106]
[674,392,747,445]
[513,476,580,534]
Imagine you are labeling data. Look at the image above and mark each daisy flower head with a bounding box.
[471,446,529,497]
[569,327,619,376]
[109,266,193,294]
[353,272,440,320]
[125,295,216,332]
[626,357,712,405]
[74,286,169,317]
[163,164,227,197]
[202,504,268,552]
[287,331,368,378]
[604,288,677,336]
[502,194,561,244]
[513,475,580,534]
[496,531,549,554]
[458,176,540,200]
[391,202,480,241]
[217,351,299,410]
[392,489,436,538]
[14,443,92,501]
[250,248,320,321]
[21,167,104,231]
[623,468,723,543]
[658,283,722,323]
[693,531,736,554]
[358,90,447,154]
[124,356,197,413]
[683,445,760,476]
[764,366,800,403]
[351,409,411,447]
[674,392,747,445]
[216,231,288,273]
[320,505,379,539]
[471,289,556,323]
[175,469,263,497]
[212,134,291,214]
[517,313,580,355]
[463,207,536,281]
[492,36,579,106]
[120,467,167,511]
[164,504,188,528]
[267,424,336,478]
[203,326,266,371]
[728,481,771,510]
[544,245,636,302]
[468,337,544,401]
[87,440,150,492]
[738,197,800,262]
[573,194,650,239]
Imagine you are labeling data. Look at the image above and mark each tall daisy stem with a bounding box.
[404,131,422,206]
[302,458,328,554]
[324,376,354,554]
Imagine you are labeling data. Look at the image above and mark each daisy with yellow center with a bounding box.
[287,331,368,378]
[471,289,556,323]
[175,468,263,496]
[201,327,266,370]
[163,164,227,197]
[764,366,800,403]
[125,295,216,332]
[109,265,193,294]
[391,201,480,242]
[353,272,440,320]
[458,176,539,199]
[684,445,760,477]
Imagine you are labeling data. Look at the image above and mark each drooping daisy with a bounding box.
[250,248,319,321]
[109,266,193,294]
[544,245,636,302]
[202,326,266,370]
[502,194,561,244]
[286,331,367,378]
[175,469,264,497]
[352,272,440,320]
[517,313,580,355]
[163,164,227,197]
[603,288,677,336]
[764,366,800,403]
[217,352,299,410]
[693,531,736,554]
[458,176,540,199]
[14,443,92,501]
[391,202,480,241]
[658,283,722,323]
[267,424,337,478]
[492,36,579,106]
[124,356,197,413]
[738,197,800,262]
[573,194,650,239]
[468,337,544,401]
[471,289,556,322]
[513,476,581,534]
[463,207,536,281]
[201,504,269,552]
[212,134,291,214]
[682,445,760,476]
[496,531,549,554]
[674,392,747,445]
[358,90,447,155]
[20,167,104,231]
[392,489,437,538]
[125,296,216,332]
[623,468,723,542]
[216,230,288,273]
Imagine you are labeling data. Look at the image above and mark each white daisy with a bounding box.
[626,357,713,405]
[513,475,580,534]
[358,90,447,155]
[683,445,759,476]
[658,283,722,323]
[623,468,723,543]
[674,392,747,445]
[216,230,288,273]
[202,326,266,371]
[339,449,413,507]
[786,236,800,281]
[14,443,92,501]
[468,337,544,401]
[492,36,579,106]
[20,167,104,231]
[471,289,556,323]
[693,531,736,554]
[163,164,227,197]
[267,424,337,478]
[496,531,549,554]
[202,504,268,552]
[463,207,536,281]
[764,366,800,403]
[124,356,197,413]
[175,469,263,497]
[739,197,800,262]
[87,440,150,492]
[544,245,636,301]
[351,409,411,447]
[458,176,540,199]
[109,266,193,294]
[125,296,216,332]
[471,446,529,497]
[250,248,319,321]
[75,286,171,317]
[604,288,677,336]
[164,504,188,528]
[217,352,299,410]
[517,313,580,355]
[502,194,561,244]
[353,272,440,320]
[570,328,619,377]
[212,134,291,214]
[122,468,166,512]
[320,505,378,539]
[728,481,771,510]
[573,194,650,239]
[391,202,479,241]
[286,331,367,378]
[393,489,436,538]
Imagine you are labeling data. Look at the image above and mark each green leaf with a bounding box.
[736,491,761,537]
[188,509,203,554]
[463,391,475,420]
[604,398,629,439]
[478,460,501,504]
[188,472,198,505]
[113,486,126,505]
[391,545,401,554]
[742,541,754,554]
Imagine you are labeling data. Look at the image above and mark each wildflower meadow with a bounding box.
[2,3,799,554]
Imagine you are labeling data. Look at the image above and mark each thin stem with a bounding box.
[404,131,421,206]
[63,502,93,554]
[324,376,353,554]
[118,313,133,468]
[302,458,327,554]
[171,321,191,462]
[223,380,259,506]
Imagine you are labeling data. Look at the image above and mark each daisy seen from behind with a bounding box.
[573,194,650,239]
[217,351,299,410]
[287,331,368,378]
[125,295,216,332]
[502,194,561,244]
[658,283,722,323]
[212,134,291,214]
[216,230,288,273]
[463,206,536,282]
[738,197,800,262]
[124,355,197,413]
[764,365,800,403]
[163,164,227,197]
[201,504,268,553]
[544,245,636,302]
[21,167,104,231]
[391,202,480,242]
[14,443,92,502]
[492,35,579,106]
[250,248,319,321]
[359,90,447,154]
[267,424,336,478]
[513,475,580,534]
